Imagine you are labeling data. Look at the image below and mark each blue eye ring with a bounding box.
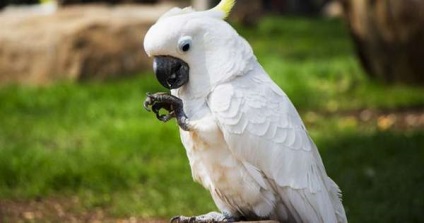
[178,36,192,53]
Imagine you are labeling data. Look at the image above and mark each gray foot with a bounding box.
[143,92,189,131]
[170,212,236,223]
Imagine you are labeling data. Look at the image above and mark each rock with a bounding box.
[0,3,174,85]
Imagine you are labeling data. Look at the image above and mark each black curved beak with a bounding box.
[153,56,189,89]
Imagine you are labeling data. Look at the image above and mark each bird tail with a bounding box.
[271,181,347,223]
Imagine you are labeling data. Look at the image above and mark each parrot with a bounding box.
[143,0,348,222]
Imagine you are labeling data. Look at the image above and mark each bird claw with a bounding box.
[143,92,153,112]
[143,92,188,130]
[143,92,175,122]
[170,216,196,223]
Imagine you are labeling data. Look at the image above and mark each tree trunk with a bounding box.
[191,0,214,10]
[340,0,424,84]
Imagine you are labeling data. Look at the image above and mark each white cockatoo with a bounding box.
[143,0,347,222]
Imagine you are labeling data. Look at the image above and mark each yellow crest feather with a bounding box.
[215,0,235,18]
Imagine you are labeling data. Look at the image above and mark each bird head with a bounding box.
[143,0,254,98]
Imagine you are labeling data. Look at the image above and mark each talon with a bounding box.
[144,99,152,111]
[157,112,175,122]
[170,216,180,223]
[157,113,169,122]
[143,93,154,111]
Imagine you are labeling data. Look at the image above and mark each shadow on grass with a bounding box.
[319,131,424,223]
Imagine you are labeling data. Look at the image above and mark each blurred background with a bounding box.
[0,0,423,222]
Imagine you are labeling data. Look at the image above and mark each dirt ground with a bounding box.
[0,197,167,223]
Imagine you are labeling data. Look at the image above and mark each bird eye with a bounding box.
[182,43,190,52]
[178,36,192,53]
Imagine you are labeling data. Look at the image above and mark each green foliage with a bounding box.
[0,17,423,222]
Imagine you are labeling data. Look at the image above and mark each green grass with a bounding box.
[321,132,424,223]
[0,78,217,218]
[1,17,424,222]
[236,17,424,111]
